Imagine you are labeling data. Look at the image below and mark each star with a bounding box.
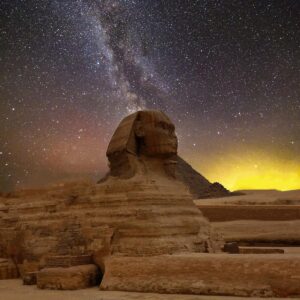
[0,0,299,191]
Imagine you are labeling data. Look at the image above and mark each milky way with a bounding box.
[1,0,300,192]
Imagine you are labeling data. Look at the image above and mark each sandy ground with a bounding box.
[0,279,297,300]
[194,190,300,205]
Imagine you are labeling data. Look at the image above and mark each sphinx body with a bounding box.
[0,110,222,278]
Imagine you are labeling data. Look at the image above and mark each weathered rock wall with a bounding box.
[0,258,19,280]
[37,264,100,290]
[100,254,300,297]
[212,220,300,245]
[196,204,300,222]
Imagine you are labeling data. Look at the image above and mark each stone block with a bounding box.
[100,254,300,297]
[37,264,100,290]
[0,258,19,280]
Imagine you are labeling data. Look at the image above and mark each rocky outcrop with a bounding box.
[45,255,93,268]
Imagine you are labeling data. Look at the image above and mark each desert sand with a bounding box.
[0,279,297,300]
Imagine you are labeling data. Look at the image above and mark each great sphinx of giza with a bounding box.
[96,110,223,259]
[106,109,178,179]
[1,110,300,297]
[0,110,222,285]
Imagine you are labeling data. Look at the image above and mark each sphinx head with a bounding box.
[134,110,177,156]
[106,110,178,178]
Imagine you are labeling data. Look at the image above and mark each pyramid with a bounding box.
[176,156,231,199]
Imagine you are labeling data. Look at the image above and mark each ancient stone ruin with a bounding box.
[0,110,299,297]
[102,110,230,199]
[0,110,222,289]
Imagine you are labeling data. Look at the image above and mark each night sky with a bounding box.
[1,0,300,192]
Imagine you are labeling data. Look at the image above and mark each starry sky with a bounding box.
[1,0,300,192]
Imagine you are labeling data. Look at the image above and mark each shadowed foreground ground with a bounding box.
[0,280,296,300]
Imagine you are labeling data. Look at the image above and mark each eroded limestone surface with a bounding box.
[0,258,18,280]
[37,264,100,290]
[100,254,300,297]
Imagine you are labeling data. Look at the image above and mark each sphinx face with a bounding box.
[135,111,178,157]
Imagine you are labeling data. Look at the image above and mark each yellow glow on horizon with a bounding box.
[194,152,300,191]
